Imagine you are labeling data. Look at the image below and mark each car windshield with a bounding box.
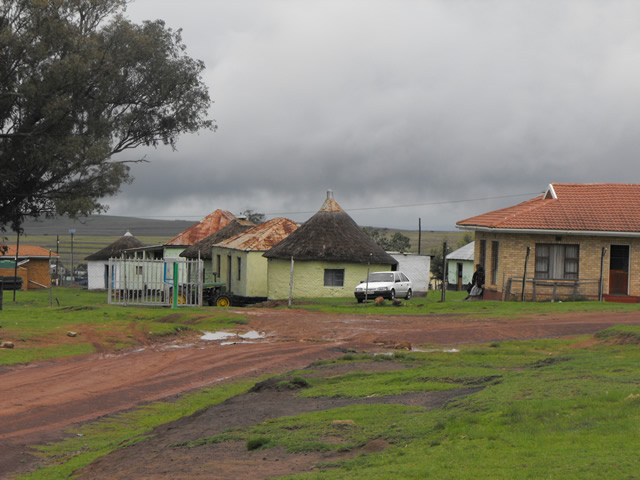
[367,272,394,282]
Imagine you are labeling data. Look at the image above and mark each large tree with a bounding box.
[0,0,214,232]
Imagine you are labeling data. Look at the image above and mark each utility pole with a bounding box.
[69,229,75,284]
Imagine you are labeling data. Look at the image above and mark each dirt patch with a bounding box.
[74,362,480,479]
[3,308,640,478]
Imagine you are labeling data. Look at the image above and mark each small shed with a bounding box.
[446,242,475,291]
[0,245,57,290]
[390,253,432,296]
[85,232,145,290]
[212,218,298,299]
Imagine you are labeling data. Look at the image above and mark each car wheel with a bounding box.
[390,289,396,299]
[357,297,364,303]
[405,289,412,300]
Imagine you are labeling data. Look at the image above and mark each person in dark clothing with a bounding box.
[465,264,485,300]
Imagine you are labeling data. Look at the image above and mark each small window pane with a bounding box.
[324,269,344,287]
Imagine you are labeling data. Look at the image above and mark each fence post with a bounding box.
[288,256,294,308]
[599,247,607,302]
[521,247,530,302]
[440,241,447,302]
[172,261,179,309]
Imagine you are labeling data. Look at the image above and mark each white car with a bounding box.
[354,271,412,303]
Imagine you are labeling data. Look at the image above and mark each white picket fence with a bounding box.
[107,258,203,307]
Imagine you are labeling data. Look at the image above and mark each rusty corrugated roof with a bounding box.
[164,210,236,246]
[457,183,640,233]
[215,218,298,251]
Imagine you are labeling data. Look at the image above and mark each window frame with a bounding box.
[324,269,345,287]
[534,243,579,280]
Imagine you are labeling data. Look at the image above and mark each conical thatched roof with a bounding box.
[180,218,256,259]
[85,232,145,261]
[263,191,397,265]
[164,209,236,246]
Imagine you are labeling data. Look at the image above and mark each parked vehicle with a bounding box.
[202,281,267,307]
[354,271,412,303]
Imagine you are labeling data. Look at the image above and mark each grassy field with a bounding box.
[6,289,640,478]
[20,325,640,479]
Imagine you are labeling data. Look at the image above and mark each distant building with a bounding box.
[446,242,474,291]
[85,232,144,290]
[0,245,57,290]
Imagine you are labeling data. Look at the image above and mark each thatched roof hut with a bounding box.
[180,218,255,259]
[263,191,397,266]
[85,232,145,260]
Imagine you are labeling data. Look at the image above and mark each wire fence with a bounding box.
[503,277,602,302]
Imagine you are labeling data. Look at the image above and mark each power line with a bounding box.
[120,191,541,219]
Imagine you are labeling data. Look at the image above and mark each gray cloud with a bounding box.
[108,0,640,229]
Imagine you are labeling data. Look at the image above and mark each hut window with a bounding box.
[237,257,242,281]
[324,269,344,287]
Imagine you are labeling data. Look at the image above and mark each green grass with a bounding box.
[20,379,258,480]
[0,288,248,366]
[17,328,640,479]
[176,334,640,479]
[289,290,640,317]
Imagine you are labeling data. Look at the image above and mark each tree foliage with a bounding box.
[0,0,214,232]
[240,209,266,224]
[362,227,411,253]
[430,242,452,280]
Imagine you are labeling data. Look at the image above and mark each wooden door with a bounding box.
[609,245,629,295]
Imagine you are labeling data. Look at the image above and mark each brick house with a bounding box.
[0,245,57,290]
[456,184,640,302]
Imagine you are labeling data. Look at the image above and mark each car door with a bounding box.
[394,272,408,296]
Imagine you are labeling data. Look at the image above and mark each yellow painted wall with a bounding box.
[212,247,269,297]
[266,259,392,299]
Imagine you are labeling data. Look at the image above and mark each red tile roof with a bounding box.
[0,245,58,258]
[164,210,236,246]
[215,218,298,251]
[457,183,640,234]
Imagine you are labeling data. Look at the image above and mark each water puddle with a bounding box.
[200,330,266,342]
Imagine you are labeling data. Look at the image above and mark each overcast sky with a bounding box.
[107,0,640,230]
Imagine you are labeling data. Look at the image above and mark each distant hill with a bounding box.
[7,215,196,238]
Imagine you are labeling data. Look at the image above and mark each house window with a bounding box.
[135,266,143,275]
[491,241,499,285]
[237,257,242,281]
[535,244,579,280]
[479,240,486,271]
[324,269,344,287]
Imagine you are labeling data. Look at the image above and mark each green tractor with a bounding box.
[202,281,232,307]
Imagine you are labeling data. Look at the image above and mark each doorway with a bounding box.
[609,245,629,295]
[457,263,463,290]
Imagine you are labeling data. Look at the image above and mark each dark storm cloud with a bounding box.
[108,0,640,229]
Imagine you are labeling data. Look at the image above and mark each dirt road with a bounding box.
[2,308,640,477]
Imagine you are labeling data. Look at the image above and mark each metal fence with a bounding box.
[107,258,203,307]
[504,277,602,302]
